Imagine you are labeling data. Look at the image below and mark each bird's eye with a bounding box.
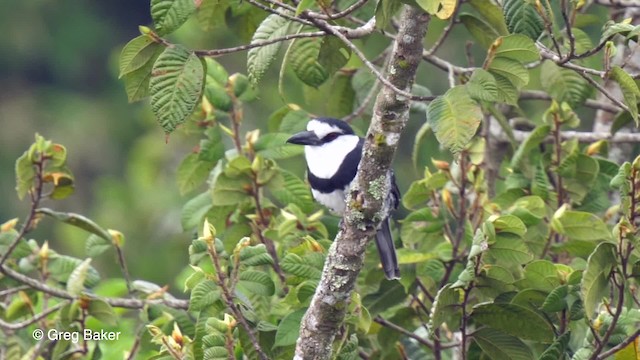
[323,132,339,142]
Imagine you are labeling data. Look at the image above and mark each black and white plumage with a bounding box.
[287,118,401,280]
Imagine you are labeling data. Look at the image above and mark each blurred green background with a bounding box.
[0,0,613,294]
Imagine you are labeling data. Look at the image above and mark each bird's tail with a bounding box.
[375,218,400,280]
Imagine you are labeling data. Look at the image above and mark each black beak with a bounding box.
[286,131,321,146]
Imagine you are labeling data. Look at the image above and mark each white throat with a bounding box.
[305,134,360,179]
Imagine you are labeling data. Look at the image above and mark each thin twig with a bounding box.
[0,264,189,309]
[343,78,380,123]
[206,241,269,360]
[597,329,640,359]
[579,71,631,113]
[425,3,460,55]
[0,301,69,330]
[558,0,576,64]
[0,158,45,267]
[519,90,621,113]
[374,316,459,349]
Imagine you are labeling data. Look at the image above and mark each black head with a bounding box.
[286,118,355,146]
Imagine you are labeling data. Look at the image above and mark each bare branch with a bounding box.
[519,90,622,113]
[374,316,459,350]
[0,301,69,330]
[596,329,640,359]
[295,6,430,359]
[0,264,189,309]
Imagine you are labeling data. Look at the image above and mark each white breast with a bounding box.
[312,188,347,215]
[304,135,359,179]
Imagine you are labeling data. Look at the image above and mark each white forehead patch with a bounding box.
[307,119,342,139]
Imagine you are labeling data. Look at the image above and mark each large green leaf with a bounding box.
[36,208,111,240]
[581,242,616,319]
[119,35,162,78]
[488,57,529,88]
[15,151,35,200]
[473,328,534,360]
[494,34,539,63]
[466,69,498,102]
[122,46,163,103]
[274,308,307,347]
[472,303,554,342]
[428,284,462,334]
[488,235,534,265]
[268,170,315,213]
[177,153,214,195]
[551,206,611,241]
[375,0,403,29]
[460,13,501,49]
[151,0,196,35]
[281,253,323,280]
[253,133,304,160]
[150,46,204,133]
[189,280,221,311]
[468,0,509,35]
[238,270,276,296]
[610,66,640,125]
[247,13,292,85]
[541,61,591,107]
[503,0,544,40]
[48,255,100,289]
[510,125,550,169]
[66,258,92,296]
[427,86,482,154]
[318,36,350,76]
[288,37,328,88]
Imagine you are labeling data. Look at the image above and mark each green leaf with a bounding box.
[119,35,162,78]
[181,192,213,231]
[402,171,448,209]
[254,133,304,160]
[494,34,540,63]
[492,214,526,237]
[488,235,534,265]
[538,332,570,360]
[199,126,225,163]
[177,153,214,195]
[247,13,292,86]
[375,0,402,30]
[611,66,640,125]
[395,249,438,264]
[460,13,500,49]
[238,270,276,296]
[274,308,307,347]
[541,285,569,312]
[189,280,221,311]
[551,206,611,241]
[36,208,111,240]
[268,170,315,213]
[150,46,204,133]
[318,36,350,76]
[473,328,534,360]
[428,284,462,334]
[197,0,228,32]
[362,280,408,316]
[288,37,328,88]
[15,151,35,200]
[281,253,323,280]
[541,61,591,107]
[466,69,498,102]
[581,242,616,319]
[151,0,196,35]
[468,0,509,35]
[86,234,111,257]
[88,299,117,326]
[48,255,101,288]
[488,57,529,88]
[503,0,544,40]
[492,73,520,104]
[472,302,554,342]
[427,86,482,154]
[66,258,92,296]
[510,125,550,169]
[122,46,163,103]
[239,244,274,266]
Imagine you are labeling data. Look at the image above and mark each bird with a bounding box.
[286,117,400,280]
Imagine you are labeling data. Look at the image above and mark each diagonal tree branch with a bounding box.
[294,5,430,359]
